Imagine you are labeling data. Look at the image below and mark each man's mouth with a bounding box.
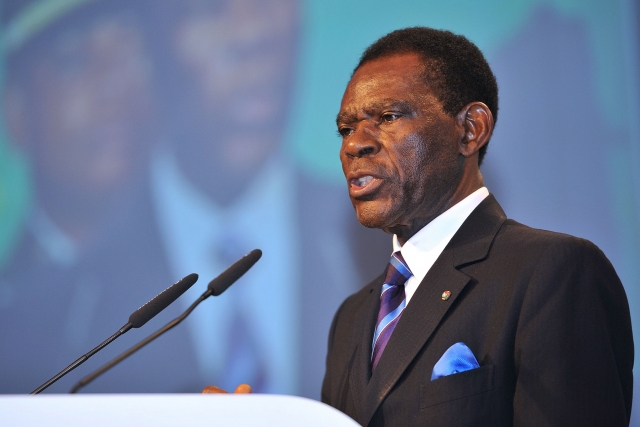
[348,174,383,197]
[353,175,374,187]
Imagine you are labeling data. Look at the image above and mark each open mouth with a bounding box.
[352,175,374,187]
[348,174,382,197]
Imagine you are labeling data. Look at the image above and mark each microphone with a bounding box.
[69,249,262,393]
[31,273,199,394]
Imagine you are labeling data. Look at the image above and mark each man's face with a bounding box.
[173,0,296,129]
[166,0,298,203]
[30,15,154,197]
[337,53,464,238]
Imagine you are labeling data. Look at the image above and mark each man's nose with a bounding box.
[342,125,380,159]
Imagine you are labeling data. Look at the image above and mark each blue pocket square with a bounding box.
[431,342,480,380]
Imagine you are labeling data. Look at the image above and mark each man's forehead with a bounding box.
[337,58,434,124]
[342,54,429,99]
[351,53,425,82]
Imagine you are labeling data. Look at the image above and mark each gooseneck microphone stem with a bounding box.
[30,273,199,395]
[31,324,132,395]
[70,292,210,394]
[70,249,262,393]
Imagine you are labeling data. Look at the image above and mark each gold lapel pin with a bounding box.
[441,291,451,301]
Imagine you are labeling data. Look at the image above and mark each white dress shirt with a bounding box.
[393,187,490,304]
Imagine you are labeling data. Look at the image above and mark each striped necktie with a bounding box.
[371,251,413,371]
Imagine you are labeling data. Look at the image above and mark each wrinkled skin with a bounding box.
[337,53,493,244]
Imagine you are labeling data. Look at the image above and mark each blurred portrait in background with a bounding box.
[146,0,363,396]
[0,0,183,393]
[0,0,369,396]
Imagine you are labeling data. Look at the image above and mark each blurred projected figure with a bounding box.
[0,0,199,393]
[149,0,358,396]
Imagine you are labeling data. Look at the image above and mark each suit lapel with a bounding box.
[360,195,507,426]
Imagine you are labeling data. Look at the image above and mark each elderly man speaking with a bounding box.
[322,27,633,427]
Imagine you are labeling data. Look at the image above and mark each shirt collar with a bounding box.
[392,187,489,283]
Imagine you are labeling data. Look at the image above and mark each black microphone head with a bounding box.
[128,273,198,328]
[208,249,262,296]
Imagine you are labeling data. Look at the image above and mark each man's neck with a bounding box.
[393,170,485,245]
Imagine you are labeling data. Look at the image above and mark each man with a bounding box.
[0,0,200,393]
[1,0,364,396]
[322,27,633,426]
[147,0,360,396]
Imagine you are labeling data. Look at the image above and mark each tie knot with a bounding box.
[384,251,412,287]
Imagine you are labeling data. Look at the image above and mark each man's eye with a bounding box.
[338,127,353,137]
[381,113,400,122]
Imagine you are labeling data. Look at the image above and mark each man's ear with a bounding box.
[3,84,31,149]
[456,101,494,158]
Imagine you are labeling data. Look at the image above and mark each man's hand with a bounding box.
[202,384,252,394]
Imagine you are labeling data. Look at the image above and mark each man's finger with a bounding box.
[234,384,252,393]
[202,385,229,394]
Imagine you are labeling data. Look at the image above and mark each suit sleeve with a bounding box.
[513,238,633,426]
[322,296,347,405]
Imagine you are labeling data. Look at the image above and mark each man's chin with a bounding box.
[354,204,393,230]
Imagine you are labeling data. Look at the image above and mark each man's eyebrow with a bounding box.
[336,111,356,126]
[336,99,416,126]
[377,99,415,112]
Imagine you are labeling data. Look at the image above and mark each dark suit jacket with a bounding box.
[322,195,633,427]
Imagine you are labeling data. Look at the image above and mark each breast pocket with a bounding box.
[420,365,495,409]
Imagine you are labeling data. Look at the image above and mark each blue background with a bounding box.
[0,0,639,422]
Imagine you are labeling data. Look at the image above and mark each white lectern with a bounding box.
[0,394,361,426]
